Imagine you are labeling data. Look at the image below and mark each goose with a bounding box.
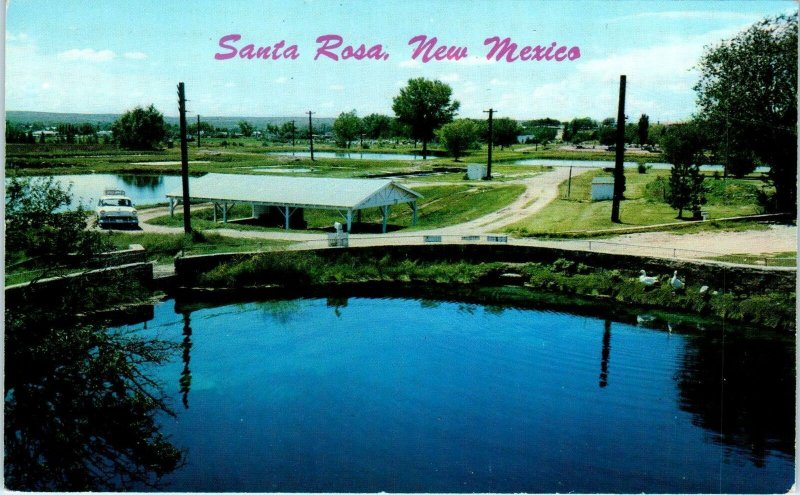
[670,271,684,290]
[639,270,658,286]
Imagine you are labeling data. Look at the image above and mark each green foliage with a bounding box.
[111,105,167,150]
[638,114,650,145]
[661,123,707,218]
[437,119,478,160]
[332,110,362,148]
[238,120,255,137]
[361,113,393,139]
[489,117,520,148]
[695,13,797,212]
[643,176,670,202]
[5,176,110,263]
[392,78,460,158]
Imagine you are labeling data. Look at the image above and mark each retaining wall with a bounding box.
[5,262,154,308]
[174,245,796,294]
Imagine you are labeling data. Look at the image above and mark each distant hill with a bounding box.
[6,111,335,129]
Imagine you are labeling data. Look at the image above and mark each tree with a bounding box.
[392,77,460,159]
[661,123,706,218]
[188,121,214,136]
[490,118,520,148]
[238,120,255,137]
[597,118,616,146]
[111,105,167,150]
[694,13,797,212]
[332,110,362,148]
[638,114,650,145]
[438,119,478,161]
[5,176,110,265]
[362,113,393,139]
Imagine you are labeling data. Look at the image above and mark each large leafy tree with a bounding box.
[392,78,460,159]
[661,123,707,219]
[332,110,362,148]
[361,113,393,139]
[111,105,167,150]
[694,13,797,211]
[489,117,520,149]
[438,119,478,161]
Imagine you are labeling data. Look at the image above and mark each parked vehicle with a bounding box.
[95,189,138,228]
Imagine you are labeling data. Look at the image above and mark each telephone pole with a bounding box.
[178,82,192,234]
[291,120,296,146]
[610,75,626,223]
[196,115,201,148]
[484,108,495,180]
[307,111,315,161]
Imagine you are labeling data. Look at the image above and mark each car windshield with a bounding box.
[100,198,131,207]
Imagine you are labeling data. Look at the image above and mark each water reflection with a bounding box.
[4,305,184,491]
[599,319,611,388]
[119,174,164,191]
[180,312,193,409]
[675,327,795,466]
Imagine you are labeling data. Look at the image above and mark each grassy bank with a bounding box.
[194,251,795,330]
[507,169,770,237]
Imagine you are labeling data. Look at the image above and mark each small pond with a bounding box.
[267,151,428,160]
[7,174,197,208]
[513,158,770,173]
[79,297,797,492]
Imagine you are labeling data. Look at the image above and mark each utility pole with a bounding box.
[484,108,495,180]
[610,75,626,223]
[307,111,315,161]
[196,115,201,148]
[291,120,296,146]
[178,82,192,234]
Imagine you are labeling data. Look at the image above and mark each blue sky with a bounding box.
[6,0,795,122]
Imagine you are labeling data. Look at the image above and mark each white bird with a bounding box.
[670,271,684,290]
[639,270,658,286]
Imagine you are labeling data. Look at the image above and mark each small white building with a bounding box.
[590,177,615,201]
[467,164,487,180]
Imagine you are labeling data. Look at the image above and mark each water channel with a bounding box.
[28,296,790,493]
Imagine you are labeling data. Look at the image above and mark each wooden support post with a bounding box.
[611,75,626,223]
[346,209,353,233]
[484,108,495,180]
[222,202,228,223]
[285,206,290,230]
[381,205,389,233]
[169,198,175,217]
[178,82,192,234]
[213,203,217,223]
[411,202,417,225]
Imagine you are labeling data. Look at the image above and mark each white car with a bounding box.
[95,189,138,228]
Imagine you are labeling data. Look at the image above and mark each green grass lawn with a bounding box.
[704,251,796,267]
[146,184,526,233]
[506,169,768,237]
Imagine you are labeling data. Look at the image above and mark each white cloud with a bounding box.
[439,73,460,82]
[398,58,422,68]
[57,48,116,62]
[6,32,30,42]
[123,51,148,60]
[610,10,761,23]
